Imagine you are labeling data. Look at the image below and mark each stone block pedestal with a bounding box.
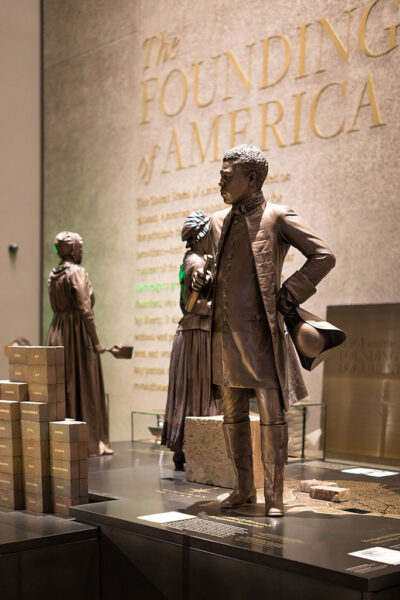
[185,416,263,489]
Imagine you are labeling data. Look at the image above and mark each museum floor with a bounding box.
[2,442,400,599]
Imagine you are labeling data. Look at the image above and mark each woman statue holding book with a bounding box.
[46,231,113,456]
[162,211,215,470]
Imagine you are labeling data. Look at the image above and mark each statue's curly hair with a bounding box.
[223,144,269,188]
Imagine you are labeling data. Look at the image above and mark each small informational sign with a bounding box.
[166,518,248,538]
[324,304,400,464]
[346,563,388,574]
[349,547,400,565]
[342,468,398,477]
[138,511,196,523]
[137,512,248,539]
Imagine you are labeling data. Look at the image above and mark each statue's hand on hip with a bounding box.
[277,287,299,328]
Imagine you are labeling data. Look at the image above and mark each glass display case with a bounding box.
[131,409,164,443]
[250,400,326,461]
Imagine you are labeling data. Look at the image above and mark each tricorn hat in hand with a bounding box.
[289,307,346,371]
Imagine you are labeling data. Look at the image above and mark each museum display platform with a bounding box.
[69,441,400,600]
[0,508,99,599]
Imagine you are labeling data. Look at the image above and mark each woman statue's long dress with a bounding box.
[162,212,215,470]
[46,232,113,456]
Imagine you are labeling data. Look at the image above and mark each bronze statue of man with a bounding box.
[198,145,336,517]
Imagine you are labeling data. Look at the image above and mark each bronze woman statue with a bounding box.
[46,232,113,456]
[162,211,215,470]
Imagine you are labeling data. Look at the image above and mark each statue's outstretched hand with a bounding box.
[95,343,107,354]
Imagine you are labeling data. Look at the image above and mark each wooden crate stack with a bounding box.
[20,402,52,512]
[0,396,24,509]
[0,346,89,515]
[50,421,89,515]
[20,346,66,421]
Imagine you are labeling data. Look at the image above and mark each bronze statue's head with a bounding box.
[54,231,83,264]
[219,145,269,205]
[181,211,210,250]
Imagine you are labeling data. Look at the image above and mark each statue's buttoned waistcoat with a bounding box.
[212,199,279,389]
[211,193,336,410]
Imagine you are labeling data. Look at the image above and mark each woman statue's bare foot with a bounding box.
[99,441,115,455]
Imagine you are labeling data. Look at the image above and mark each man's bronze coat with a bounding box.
[211,196,336,410]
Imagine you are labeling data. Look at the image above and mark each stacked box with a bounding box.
[7,347,28,363]
[0,401,23,509]
[10,346,67,420]
[0,381,29,402]
[50,421,88,515]
[21,402,51,513]
[8,364,27,383]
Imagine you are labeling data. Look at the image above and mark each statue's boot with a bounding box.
[221,421,257,509]
[261,423,288,517]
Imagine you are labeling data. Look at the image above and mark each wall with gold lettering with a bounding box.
[43,0,400,441]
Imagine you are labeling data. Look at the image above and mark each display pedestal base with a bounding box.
[0,509,99,600]
[71,442,400,600]
[185,415,264,488]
